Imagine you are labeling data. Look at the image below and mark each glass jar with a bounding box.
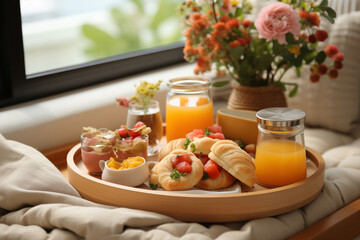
[255,107,306,187]
[81,128,116,175]
[166,76,214,142]
[126,100,163,156]
[115,134,148,161]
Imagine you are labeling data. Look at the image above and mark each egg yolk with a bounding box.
[107,157,144,170]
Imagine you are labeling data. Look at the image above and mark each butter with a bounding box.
[216,108,258,145]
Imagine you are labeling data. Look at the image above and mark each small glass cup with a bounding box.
[81,128,116,175]
[255,107,307,187]
[115,135,148,161]
[166,76,214,142]
[126,100,163,156]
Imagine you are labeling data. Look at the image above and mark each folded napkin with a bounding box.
[1,132,359,240]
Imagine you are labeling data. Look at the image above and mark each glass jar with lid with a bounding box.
[255,107,307,187]
[166,76,214,142]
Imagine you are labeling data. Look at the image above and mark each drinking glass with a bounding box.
[126,100,163,156]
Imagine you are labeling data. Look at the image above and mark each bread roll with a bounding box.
[208,140,256,187]
[149,149,203,191]
[158,138,187,161]
[196,168,236,190]
[186,137,219,155]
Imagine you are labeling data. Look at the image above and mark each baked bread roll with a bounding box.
[149,149,203,191]
[158,138,186,161]
[186,137,219,155]
[196,168,236,190]
[209,140,256,187]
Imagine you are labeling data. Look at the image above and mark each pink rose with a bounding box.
[255,2,301,44]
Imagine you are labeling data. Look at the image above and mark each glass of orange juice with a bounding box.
[166,76,214,142]
[255,108,307,187]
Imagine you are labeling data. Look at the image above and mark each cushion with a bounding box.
[286,11,360,134]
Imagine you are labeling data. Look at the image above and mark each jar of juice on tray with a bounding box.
[255,107,307,187]
[81,127,116,175]
[166,76,214,142]
[115,122,150,161]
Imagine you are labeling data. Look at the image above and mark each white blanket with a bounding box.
[0,131,359,240]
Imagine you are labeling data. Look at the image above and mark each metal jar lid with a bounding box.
[256,107,305,127]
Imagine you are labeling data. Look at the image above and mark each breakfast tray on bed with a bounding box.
[66,143,325,222]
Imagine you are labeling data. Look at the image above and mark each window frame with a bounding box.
[0,0,185,108]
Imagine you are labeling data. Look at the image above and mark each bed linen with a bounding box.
[0,130,359,240]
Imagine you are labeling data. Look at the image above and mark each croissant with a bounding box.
[208,140,256,187]
[186,137,219,155]
[196,168,236,190]
[158,138,187,161]
[149,149,203,191]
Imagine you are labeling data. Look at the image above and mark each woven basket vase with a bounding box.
[227,81,288,111]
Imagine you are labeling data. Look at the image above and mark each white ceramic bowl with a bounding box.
[99,158,156,187]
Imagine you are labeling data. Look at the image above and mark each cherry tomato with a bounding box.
[134,121,145,128]
[204,160,221,180]
[208,125,223,133]
[118,127,128,138]
[186,129,205,140]
[128,129,140,138]
[196,154,209,165]
[171,155,182,169]
[176,153,192,165]
[208,132,225,140]
[175,161,192,173]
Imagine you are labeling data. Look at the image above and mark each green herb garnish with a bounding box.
[190,143,196,153]
[234,140,245,149]
[201,171,209,180]
[149,184,158,190]
[184,137,192,149]
[203,128,211,136]
[170,169,187,180]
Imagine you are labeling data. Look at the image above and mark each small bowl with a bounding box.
[99,158,156,187]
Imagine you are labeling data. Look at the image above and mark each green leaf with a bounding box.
[204,128,211,136]
[285,32,297,44]
[325,7,337,18]
[296,67,301,78]
[315,51,327,64]
[322,14,335,24]
[319,0,328,8]
[305,50,318,64]
[212,81,229,87]
[289,84,298,97]
[234,140,245,149]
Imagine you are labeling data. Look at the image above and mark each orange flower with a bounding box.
[229,40,241,49]
[220,15,229,23]
[242,19,252,28]
[214,22,227,31]
[226,18,240,30]
[325,44,339,58]
[288,46,300,56]
[298,10,309,20]
[193,18,208,32]
[192,13,202,21]
[309,12,320,26]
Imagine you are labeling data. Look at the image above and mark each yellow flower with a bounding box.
[231,0,240,6]
[288,46,300,56]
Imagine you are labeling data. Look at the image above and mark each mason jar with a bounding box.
[254,107,307,187]
[166,76,214,142]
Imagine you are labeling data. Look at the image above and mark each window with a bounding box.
[0,0,185,108]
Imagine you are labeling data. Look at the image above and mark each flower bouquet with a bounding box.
[179,0,344,97]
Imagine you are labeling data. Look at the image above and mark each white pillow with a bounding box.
[286,12,360,133]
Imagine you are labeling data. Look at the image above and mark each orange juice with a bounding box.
[255,139,306,186]
[166,95,214,141]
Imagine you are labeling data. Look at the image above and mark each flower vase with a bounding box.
[227,81,287,111]
[126,100,163,156]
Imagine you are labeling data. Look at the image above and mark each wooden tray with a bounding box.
[67,143,325,222]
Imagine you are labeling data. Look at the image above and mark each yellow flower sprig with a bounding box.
[130,80,162,114]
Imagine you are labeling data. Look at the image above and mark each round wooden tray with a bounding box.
[67,143,325,222]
